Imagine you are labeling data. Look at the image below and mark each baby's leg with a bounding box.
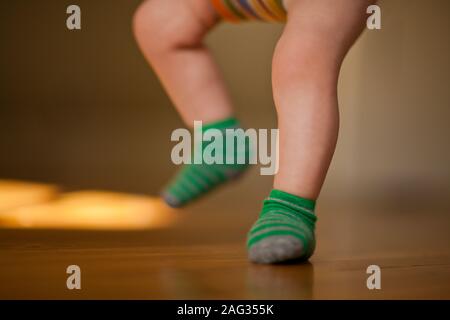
[134,0,249,207]
[133,0,233,124]
[248,0,375,263]
[273,0,373,199]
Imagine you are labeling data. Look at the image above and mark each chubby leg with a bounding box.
[248,0,374,263]
[134,0,249,207]
[133,0,233,125]
[274,0,374,199]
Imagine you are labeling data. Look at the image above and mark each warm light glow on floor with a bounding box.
[0,182,178,230]
[0,180,59,212]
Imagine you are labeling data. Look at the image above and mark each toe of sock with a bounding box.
[248,236,306,264]
[161,192,183,208]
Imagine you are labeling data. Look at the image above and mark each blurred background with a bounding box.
[0,0,449,213]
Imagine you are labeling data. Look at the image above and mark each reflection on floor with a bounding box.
[0,180,449,299]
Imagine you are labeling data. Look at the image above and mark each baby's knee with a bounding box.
[133,0,171,51]
[133,0,213,56]
[133,0,157,34]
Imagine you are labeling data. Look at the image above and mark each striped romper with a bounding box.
[210,0,287,23]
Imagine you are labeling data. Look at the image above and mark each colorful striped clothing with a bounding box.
[211,0,287,23]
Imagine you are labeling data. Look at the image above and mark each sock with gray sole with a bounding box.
[247,189,317,264]
[162,117,250,208]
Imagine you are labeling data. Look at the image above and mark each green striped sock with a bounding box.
[247,189,317,264]
[162,117,250,208]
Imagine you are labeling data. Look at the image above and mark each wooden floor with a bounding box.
[0,200,449,299]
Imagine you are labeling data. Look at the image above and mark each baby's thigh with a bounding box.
[283,0,374,50]
[184,0,220,28]
[135,0,219,41]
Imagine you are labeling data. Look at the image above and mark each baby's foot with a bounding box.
[162,118,250,208]
[247,189,317,264]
